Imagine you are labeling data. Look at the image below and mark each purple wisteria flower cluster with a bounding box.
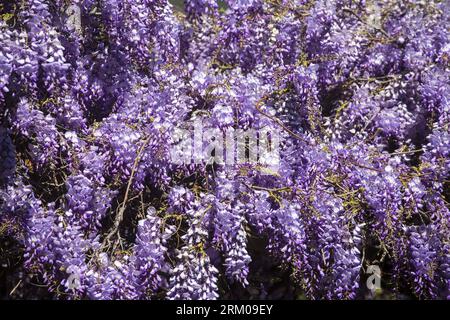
[0,0,449,300]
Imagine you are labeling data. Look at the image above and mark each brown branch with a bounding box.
[244,183,292,193]
[100,137,150,251]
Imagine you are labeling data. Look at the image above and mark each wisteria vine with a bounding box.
[0,0,449,300]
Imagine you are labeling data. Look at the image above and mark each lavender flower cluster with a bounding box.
[0,0,449,300]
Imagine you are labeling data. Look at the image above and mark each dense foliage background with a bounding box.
[0,0,449,300]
